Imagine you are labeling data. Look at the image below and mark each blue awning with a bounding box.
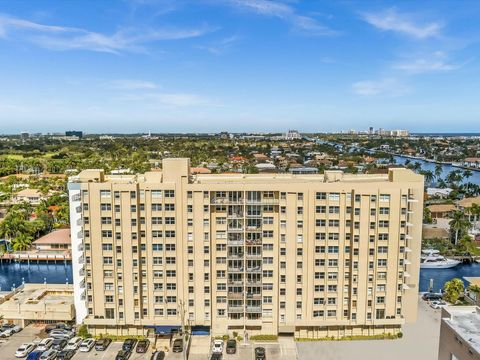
[145,325,181,334]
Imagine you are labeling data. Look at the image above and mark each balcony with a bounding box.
[246,226,262,231]
[228,292,244,299]
[246,279,262,285]
[246,199,279,205]
[76,218,83,226]
[246,266,262,273]
[72,194,81,202]
[228,306,245,313]
[227,240,244,246]
[77,231,83,239]
[211,198,244,205]
[407,198,418,203]
[227,213,244,218]
[76,206,82,213]
[228,227,244,232]
[228,267,244,273]
[78,256,85,264]
[227,280,244,285]
[246,293,262,299]
[245,306,262,313]
[246,253,262,259]
[77,243,84,252]
[228,253,244,259]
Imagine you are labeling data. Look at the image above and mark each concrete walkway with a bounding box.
[297,298,442,360]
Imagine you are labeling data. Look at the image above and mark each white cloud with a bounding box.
[362,9,442,39]
[196,35,240,54]
[352,78,408,96]
[229,0,338,36]
[107,79,159,90]
[392,52,463,74]
[393,59,459,73]
[0,13,213,53]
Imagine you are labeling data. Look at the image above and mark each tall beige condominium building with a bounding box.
[68,158,423,338]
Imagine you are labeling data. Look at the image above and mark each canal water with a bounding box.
[393,156,480,185]
[0,261,477,294]
[0,262,72,291]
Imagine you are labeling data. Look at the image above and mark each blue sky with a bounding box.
[1,0,480,133]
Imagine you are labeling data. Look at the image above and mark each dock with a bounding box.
[0,251,71,263]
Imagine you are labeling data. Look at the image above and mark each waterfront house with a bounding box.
[426,187,453,198]
[32,228,71,252]
[427,204,456,219]
[463,157,480,169]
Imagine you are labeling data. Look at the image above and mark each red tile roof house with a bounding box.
[13,188,46,205]
[32,229,71,252]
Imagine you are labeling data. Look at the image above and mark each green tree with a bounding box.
[423,207,433,224]
[443,278,464,304]
[449,210,471,245]
[434,164,443,180]
[11,233,33,251]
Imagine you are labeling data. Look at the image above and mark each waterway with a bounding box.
[0,261,477,294]
[393,156,480,185]
[0,261,72,292]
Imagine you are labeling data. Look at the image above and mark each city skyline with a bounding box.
[1,0,480,133]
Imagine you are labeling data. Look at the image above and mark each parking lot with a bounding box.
[0,324,299,360]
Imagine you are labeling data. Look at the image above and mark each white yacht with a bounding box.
[420,250,460,269]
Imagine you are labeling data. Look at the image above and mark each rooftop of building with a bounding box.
[70,158,423,185]
[32,228,71,245]
[0,283,73,310]
[442,306,480,354]
[427,204,456,212]
[457,197,480,208]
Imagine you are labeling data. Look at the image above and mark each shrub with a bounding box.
[222,334,229,341]
[77,324,91,339]
[233,331,238,338]
[249,334,278,341]
[237,335,243,341]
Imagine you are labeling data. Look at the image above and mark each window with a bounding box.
[379,194,390,202]
[100,190,111,198]
[152,204,162,211]
[165,190,175,198]
[316,192,326,200]
[100,203,111,211]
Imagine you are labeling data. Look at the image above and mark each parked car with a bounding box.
[212,339,224,354]
[51,338,68,351]
[1,327,16,337]
[122,339,137,352]
[37,338,55,352]
[44,324,57,333]
[150,351,166,360]
[172,338,183,352]
[39,349,58,360]
[116,350,132,360]
[15,343,37,358]
[13,325,23,333]
[95,337,112,351]
[226,339,237,354]
[136,339,150,353]
[255,347,266,360]
[430,300,448,309]
[26,351,43,360]
[65,337,83,350]
[49,330,73,339]
[210,354,222,360]
[422,292,442,301]
[56,349,76,360]
[79,338,95,352]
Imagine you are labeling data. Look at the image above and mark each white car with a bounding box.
[37,338,54,352]
[212,339,224,354]
[49,329,73,339]
[430,300,448,309]
[65,336,83,350]
[1,327,16,337]
[79,338,95,352]
[12,325,23,333]
[15,343,36,358]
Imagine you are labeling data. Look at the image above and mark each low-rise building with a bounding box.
[438,306,480,360]
[427,204,456,220]
[13,189,45,205]
[0,284,75,326]
[32,229,71,252]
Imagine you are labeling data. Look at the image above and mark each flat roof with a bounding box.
[443,306,480,354]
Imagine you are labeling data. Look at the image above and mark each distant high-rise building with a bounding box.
[66,131,83,138]
[369,127,374,135]
[68,158,423,339]
[20,132,29,140]
[283,130,302,140]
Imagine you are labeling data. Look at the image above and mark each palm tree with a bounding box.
[468,203,480,223]
[434,164,443,180]
[463,169,473,182]
[11,233,33,252]
[421,170,434,185]
[449,210,471,245]
[443,278,465,304]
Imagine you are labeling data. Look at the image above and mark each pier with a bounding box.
[0,251,71,264]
